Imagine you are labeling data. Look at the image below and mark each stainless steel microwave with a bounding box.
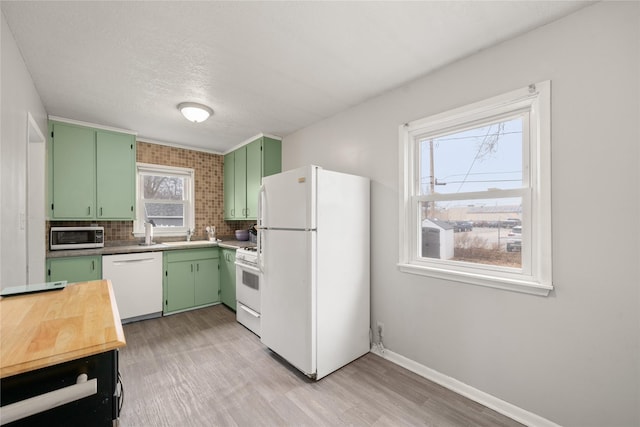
[50,226,104,250]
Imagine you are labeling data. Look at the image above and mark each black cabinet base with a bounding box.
[1,350,119,427]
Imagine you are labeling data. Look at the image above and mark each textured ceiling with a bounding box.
[2,1,590,153]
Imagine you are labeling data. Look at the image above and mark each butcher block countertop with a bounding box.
[0,279,126,378]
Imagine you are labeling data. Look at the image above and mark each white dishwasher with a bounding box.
[103,252,163,323]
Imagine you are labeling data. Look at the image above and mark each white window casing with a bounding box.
[398,82,553,296]
[133,162,195,238]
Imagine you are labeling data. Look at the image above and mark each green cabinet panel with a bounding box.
[165,260,196,313]
[234,147,247,218]
[164,248,220,314]
[48,120,136,221]
[220,248,236,310]
[245,140,261,219]
[223,135,281,221]
[46,256,102,284]
[223,152,235,219]
[50,123,96,219]
[96,131,136,219]
[194,257,220,306]
[260,136,283,178]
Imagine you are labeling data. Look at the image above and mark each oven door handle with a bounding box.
[235,262,260,274]
[238,304,260,318]
[1,375,97,425]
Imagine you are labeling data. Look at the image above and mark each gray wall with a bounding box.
[1,11,47,287]
[282,3,639,426]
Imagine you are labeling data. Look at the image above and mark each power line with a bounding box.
[455,123,502,193]
[439,179,521,185]
[421,171,521,182]
[420,130,521,143]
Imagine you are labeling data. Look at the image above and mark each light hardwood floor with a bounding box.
[118,305,523,427]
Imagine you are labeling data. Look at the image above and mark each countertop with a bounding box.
[0,279,126,378]
[46,239,255,258]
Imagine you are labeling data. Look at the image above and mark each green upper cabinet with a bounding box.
[233,146,247,218]
[50,123,96,219]
[223,152,235,219]
[245,139,261,220]
[223,135,281,221]
[48,120,136,220]
[96,131,136,219]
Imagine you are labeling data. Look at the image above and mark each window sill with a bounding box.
[397,262,552,296]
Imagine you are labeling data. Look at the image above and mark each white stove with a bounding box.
[235,246,261,336]
[235,246,258,267]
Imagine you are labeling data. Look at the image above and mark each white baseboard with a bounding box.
[369,346,560,427]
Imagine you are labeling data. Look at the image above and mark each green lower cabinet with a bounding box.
[165,260,196,313]
[220,248,236,310]
[46,256,102,284]
[163,248,220,314]
[194,257,219,306]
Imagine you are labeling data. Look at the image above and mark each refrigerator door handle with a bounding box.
[257,184,266,271]
[257,184,266,228]
[258,228,264,271]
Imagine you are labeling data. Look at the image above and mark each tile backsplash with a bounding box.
[47,140,254,245]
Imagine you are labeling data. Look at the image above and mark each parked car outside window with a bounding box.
[506,225,522,252]
[508,226,522,236]
[452,221,473,232]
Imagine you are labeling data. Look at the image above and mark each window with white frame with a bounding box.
[134,163,195,237]
[398,82,552,295]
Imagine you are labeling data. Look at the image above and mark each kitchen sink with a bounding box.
[137,243,169,248]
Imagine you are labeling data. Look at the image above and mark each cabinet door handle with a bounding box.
[197,263,199,272]
[87,206,91,215]
[231,209,235,217]
[191,264,193,273]
[91,260,95,270]
[100,207,103,216]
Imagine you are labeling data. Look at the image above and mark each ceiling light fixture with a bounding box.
[177,102,213,123]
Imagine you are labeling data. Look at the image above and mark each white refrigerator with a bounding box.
[258,165,370,380]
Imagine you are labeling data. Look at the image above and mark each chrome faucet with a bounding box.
[186,228,193,242]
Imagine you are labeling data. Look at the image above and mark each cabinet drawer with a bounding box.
[164,248,219,263]
[237,303,260,337]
